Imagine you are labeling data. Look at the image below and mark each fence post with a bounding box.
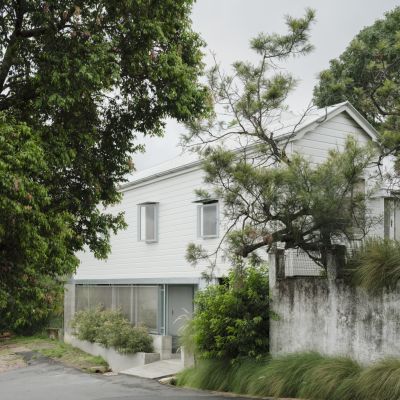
[326,245,346,280]
[276,249,285,280]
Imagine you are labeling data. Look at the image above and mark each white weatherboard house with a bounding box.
[64,102,398,353]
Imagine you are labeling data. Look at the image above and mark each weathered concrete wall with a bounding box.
[269,251,400,365]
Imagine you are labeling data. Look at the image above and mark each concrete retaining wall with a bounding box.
[64,333,160,372]
[269,251,400,365]
[151,334,172,360]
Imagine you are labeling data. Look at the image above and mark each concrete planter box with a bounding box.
[64,333,160,372]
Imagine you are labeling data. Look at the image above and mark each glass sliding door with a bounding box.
[74,284,162,334]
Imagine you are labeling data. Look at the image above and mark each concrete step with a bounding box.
[119,358,183,379]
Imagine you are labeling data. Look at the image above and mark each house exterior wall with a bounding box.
[74,166,230,283]
[291,113,370,162]
[73,110,383,284]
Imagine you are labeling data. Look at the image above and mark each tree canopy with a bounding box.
[184,10,378,271]
[0,115,75,332]
[313,6,400,165]
[0,0,207,331]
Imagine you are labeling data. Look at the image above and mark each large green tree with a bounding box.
[0,115,75,332]
[184,10,378,272]
[0,0,207,331]
[313,6,400,165]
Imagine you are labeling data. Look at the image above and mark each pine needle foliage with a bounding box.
[183,9,380,271]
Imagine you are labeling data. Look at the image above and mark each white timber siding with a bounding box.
[74,166,230,282]
[291,112,370,162]
[292,111,383,238]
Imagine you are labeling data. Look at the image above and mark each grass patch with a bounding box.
[0,333,50,348]
[38,341,108,372]
[0,335,108,373]
[176,352,400,399]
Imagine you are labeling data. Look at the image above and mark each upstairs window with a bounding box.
[138,202,158,242]
[197,200,219,238]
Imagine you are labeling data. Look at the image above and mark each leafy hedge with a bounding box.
[176,353,400,400]
[71,309,153,354]
[346,238,400,294]
[180,265,271,360]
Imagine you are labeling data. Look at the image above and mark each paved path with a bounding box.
[0,354,249,400]
[120,358,183,379]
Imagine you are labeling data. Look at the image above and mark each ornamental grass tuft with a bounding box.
[176,352,400,400]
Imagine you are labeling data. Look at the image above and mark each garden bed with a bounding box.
[64,333,160,372]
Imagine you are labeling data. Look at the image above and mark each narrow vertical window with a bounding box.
[197,201,218,238]
[384,198,391,239]
[138,203,158,242]
[395,200,400,241]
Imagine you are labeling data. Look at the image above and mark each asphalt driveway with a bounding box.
[0,353,247,400]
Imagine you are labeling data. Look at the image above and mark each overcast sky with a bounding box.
[133,0,399,171]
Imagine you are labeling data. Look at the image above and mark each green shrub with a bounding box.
[181,265,270,361]
[72,308,104,342]
[347,238,400,294]
[71,308,153,354]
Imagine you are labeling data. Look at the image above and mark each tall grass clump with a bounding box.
[347,238,400,294]
[176,358,266,394]
[355,358,400,400]
[176,359,230,391]
[176,353,369,400]
[247,352,324,398]
[298,356,362,400]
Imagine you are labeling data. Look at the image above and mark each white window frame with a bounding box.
[138,202,159,243]
[197,201,219,239]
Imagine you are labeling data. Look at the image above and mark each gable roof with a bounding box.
[121,102,379,189]
[268,101,379,142]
